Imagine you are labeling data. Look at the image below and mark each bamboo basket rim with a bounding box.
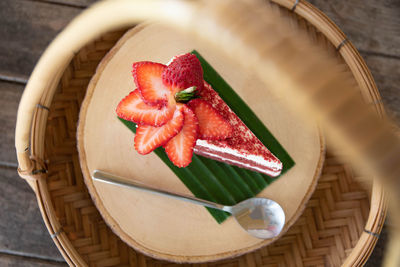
[15,0,387,266]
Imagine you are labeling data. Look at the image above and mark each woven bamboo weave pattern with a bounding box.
[43,8,373,267]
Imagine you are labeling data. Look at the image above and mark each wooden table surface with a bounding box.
[1,0,398,266]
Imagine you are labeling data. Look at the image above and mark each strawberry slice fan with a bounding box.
[117,53,238,168]
[117,51,295,223]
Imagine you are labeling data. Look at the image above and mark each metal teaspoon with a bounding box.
[92,170,285,239]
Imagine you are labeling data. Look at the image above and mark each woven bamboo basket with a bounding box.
[15,0,388,266]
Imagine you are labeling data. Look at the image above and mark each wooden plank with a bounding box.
[32,0,96,8]
[0,166,64,262]
[0,81,23,165]
[0,0,81,80]
[2,0,397,79]
[308,0,400,57]
[0,253,66,267]
[361,53,400,122]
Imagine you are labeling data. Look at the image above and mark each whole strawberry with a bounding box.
[162,53,204,95]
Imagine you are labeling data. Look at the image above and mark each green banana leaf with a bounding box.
[119,51,295,223]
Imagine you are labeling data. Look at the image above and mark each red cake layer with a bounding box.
[193,82,283,177]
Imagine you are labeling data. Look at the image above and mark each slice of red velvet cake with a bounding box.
[193,82,282,177]
[116,53,283,177]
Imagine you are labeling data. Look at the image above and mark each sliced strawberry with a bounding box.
[164,105,198,167]
[134,108,184,154]
[162,53,204,93]
[132,62,169,105]
[116,89,175,126]
[187,99,232,140]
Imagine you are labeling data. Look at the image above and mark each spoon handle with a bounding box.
[92,170,229,212]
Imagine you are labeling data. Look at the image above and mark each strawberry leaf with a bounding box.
[174,86,198,103]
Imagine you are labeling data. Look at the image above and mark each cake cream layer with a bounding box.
[193,82,283,177]
[194,140,282,177]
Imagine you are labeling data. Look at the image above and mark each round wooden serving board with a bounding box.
[77,23,325,262]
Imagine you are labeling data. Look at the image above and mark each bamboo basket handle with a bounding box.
[15,0,400,265]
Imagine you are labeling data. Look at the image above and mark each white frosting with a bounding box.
[195,140,282,175]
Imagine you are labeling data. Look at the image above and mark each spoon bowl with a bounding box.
[229,198,285,239]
